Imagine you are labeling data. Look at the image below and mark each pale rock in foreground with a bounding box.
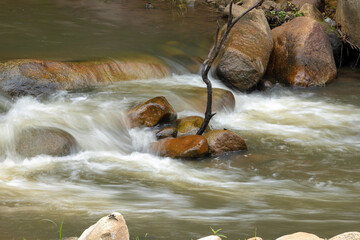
[276,232,324,240]
[330,232,360,240]
[78,212,129,240]
[197,235,222,240]
[248,237,263,240]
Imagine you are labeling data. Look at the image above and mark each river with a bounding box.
[0,0,359,240]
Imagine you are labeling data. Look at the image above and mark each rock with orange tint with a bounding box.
[177,116,211,137]
[0,58,171,96]
[127,96,177,128]
[204,129,247,156]
[217,5,273,91]
[267,17,337,87]
[152,135,208,158]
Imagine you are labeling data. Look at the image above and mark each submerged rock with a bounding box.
[78,212,129,240]
[177,116,210,137]
[127,96,177,128]
[329,232,360,240]
[266,17,337,87]
[15,127,79,158]
[203,129,247,156]
[276,232,324,240]
[217,5,273,91]
[152,135,208,158]
[0,58,171,97]
[336,0,360,47]
[156,127,178,139]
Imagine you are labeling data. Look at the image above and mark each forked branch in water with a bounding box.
[196,0,264,135]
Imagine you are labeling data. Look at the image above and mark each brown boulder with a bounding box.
[267,17,337,87]
[336,0,360,47]
[127,96,177,128]
[177,116,210,137]
[291,0,325,12]
[152,135,208,158]
[78,212,129,240]
[15,127,79,158]
[217,5,273,91]
[299,3,323,21]
[156,127,178,139]
[204,129,247,155]
[276,232,324,240]
[0,58,171,96]
[330,232,360,240]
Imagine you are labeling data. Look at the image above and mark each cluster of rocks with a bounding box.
[127,96,247,158]
[213,0,359,92]
[65,212,360,240]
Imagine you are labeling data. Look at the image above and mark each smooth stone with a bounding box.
[15,127,79,158]
[78,212,129,240]
[152,135,208,158]
[198,236,222,240]
[156,127,177,139]
[330,232,360,240]
[177,116,210,137]
[276,232,324,240]
[204,129,247,156]
[127,96,177,128]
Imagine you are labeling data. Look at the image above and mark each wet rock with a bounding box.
[0,58,171,97]
[15,127,79,158]
[336,0,360,47]
[127,96,177,128]
[78,212,129,240]
[203,129,247,156]
[329,232,360,240]
[177,116,210,137]
[299,3,323,21]
[276,232,324,240]
[319,21,342,66]
[266,17,337,87]
[291,0,325,12]
[218,5,273,91]
[156,127,177,139]
[257,79,274,91]
[198,236,222,240]
[152,135,208,158]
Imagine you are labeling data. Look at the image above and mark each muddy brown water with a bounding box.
[0,0,360,240]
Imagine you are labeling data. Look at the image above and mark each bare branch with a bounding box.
[227,0,234,28]
[197,0,264,135]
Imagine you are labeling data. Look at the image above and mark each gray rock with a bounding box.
[336,0,360,47]
[15,127,79,158]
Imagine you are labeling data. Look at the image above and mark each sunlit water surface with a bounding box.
[0,1,359,240]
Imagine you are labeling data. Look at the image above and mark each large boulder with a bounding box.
[15,127,79,158]
[152,135,208,158]
[203,129,247,156]
[291,0,325,12]
[330,232,360,240]
[336,0,360,47]
[0,58,171,97]
[177,116,210,137]
[127,96,177,128]
[78,212,129,240]
[217,5,273,91]
[266,17,337,87]
[276,232,324,240]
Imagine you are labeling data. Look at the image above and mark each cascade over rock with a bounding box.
[266,17,337,87]
[15,127,79,158]
[217,4,273,91]
[0,58,171,97]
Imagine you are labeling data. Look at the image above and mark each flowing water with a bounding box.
[0,1,359,240]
